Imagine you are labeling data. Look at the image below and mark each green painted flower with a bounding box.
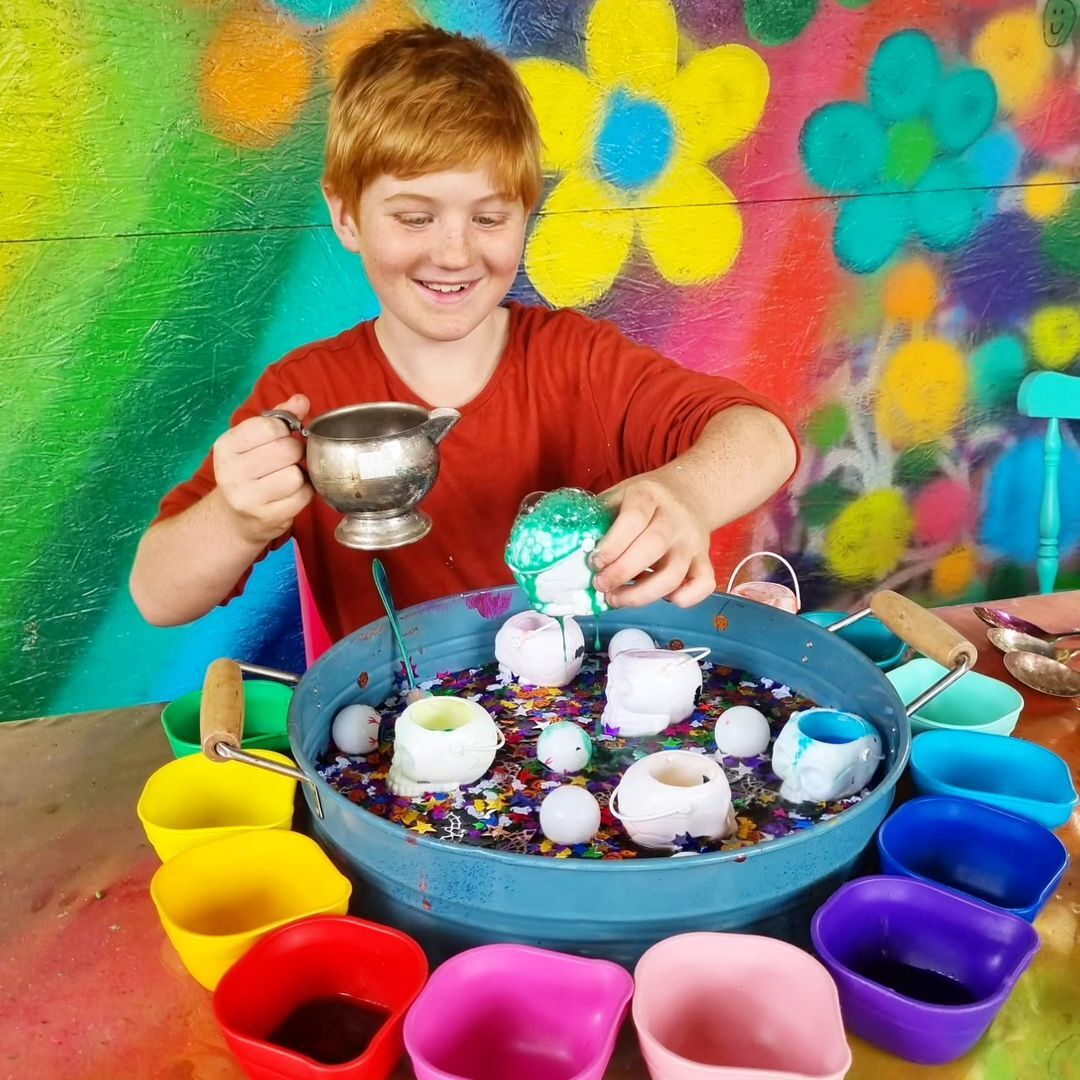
[800,30,998,273]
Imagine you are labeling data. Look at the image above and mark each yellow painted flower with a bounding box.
[519,0,769,307]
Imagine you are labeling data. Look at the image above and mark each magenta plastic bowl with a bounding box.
[403,943,633,1080]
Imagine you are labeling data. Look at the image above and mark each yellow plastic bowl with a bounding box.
[149,829,352,990]
[137,749,298,862]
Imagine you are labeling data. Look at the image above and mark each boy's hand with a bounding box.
[591,470,716,609]
[212,394,314,546]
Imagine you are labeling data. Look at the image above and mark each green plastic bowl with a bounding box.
[160,680,293,758]
[887,658,1023,737]
[800,611,908,671]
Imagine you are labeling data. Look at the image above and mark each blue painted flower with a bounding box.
[799,30,998,273]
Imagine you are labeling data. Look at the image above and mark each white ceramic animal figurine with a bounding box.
[610,750,735,850]
[770,708,883,804]
[494,611,585,687]
[601,648,710,737]
[387,696,505,797]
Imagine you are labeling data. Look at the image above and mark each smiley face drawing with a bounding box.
[1044,0,1077,47]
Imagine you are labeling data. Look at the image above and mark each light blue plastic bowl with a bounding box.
[800,611,907,671]
[910,730,1078,830]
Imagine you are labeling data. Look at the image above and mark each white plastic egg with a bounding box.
[608,628,655,660]
[536,722,594,775]
[539,785,601,846]
[332,703,381,756]
[713,705,771,759]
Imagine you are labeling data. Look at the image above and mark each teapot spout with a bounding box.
[423,407,461,445]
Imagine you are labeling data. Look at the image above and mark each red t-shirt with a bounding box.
[155,303,795,640]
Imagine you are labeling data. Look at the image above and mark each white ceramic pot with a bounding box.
[601,648,709,737]
[770,708,883,804]
[610,750,735,850]
[493,611,585,688]
[387,696,505,797]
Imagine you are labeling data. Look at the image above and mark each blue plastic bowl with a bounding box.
[800,611,907,671]
[910,730,1078,831]
[877,796,1069,921]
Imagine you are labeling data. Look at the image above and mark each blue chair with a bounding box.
[1016,371,1080,593]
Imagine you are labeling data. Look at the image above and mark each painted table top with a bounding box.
[2,595,1077,1080]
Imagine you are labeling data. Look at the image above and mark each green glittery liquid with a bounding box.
[505,488,613,619]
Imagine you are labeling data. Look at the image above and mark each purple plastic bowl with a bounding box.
[403,943,633,1080]
[811,876,1040,1065]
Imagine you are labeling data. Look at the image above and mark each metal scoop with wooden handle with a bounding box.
[828,590,978,717]
[200,658,324,818]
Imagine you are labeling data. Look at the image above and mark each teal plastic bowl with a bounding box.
[887,658,1022,736]
[800,611,907,671]
[160,680,293,758]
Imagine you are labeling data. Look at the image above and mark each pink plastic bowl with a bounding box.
[403,943,633,1080]
[633,933,851,1080]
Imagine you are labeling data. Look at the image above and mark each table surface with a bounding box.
[2,597,1078,1080]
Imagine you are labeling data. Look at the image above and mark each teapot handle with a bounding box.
[422,407,462,445]
[263,409,309,439]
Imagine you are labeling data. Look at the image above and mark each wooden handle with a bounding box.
[200,658,245,760]
[870,590,978,670]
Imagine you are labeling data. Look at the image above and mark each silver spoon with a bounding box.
[974,605,1080,644]
[372,558,429,704]
[987,627,1080,664]
[1004,650,1080,697]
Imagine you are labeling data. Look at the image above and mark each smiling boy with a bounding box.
[130,25,798,641]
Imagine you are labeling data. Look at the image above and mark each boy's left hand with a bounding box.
[591,470,715,609]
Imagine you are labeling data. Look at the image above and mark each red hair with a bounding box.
[325,25,542,215]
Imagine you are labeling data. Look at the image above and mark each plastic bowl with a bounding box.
[214,915,428,1080]
[161,679,292,758]
[887,658,1023,736]
[910,729,1078,829]
[633,932,851,1079]
[800,611,907,671]
[137,749,297,862]
[150,830,352,990]
[404,943,632,1080]
[811,876,1040,1065]
[876,796,1069,922]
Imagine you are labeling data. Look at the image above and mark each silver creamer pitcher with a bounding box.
[265,403,461,550]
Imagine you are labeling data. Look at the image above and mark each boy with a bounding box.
[130,25,797,642]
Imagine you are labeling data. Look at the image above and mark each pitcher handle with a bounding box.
[263,409,309,439]
[423,407,461,445]
[726,550,802,611]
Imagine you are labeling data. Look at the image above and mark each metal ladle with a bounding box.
[987,627,1080,664]
[1004,649,1080,698]
[974,605,1080,645]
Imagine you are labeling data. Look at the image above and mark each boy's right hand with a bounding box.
[212,393,314,545]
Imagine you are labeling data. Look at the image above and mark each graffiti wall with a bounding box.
[2,0,1078,720]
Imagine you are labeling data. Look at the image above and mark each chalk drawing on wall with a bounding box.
[518,0,768,307]
[744,0,871,47]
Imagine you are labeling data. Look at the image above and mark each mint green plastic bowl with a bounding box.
[887,658,1022,737]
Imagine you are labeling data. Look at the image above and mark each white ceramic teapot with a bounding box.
[610,750,735,850]
[387,696,505,797]
[601,648,710,737]
[770,707,882,804]
[494,611,585,688]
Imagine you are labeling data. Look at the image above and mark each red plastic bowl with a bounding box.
[213,915,428,1080]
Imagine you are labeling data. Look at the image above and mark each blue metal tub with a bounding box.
[288,588,912,967]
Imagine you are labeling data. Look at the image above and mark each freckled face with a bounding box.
[335,169,527,345]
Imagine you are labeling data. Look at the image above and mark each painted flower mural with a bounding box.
[518,0,769,308]
[199,0,419,148]
[800,29,998,273]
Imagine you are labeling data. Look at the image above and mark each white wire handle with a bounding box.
[726,550,802,612]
